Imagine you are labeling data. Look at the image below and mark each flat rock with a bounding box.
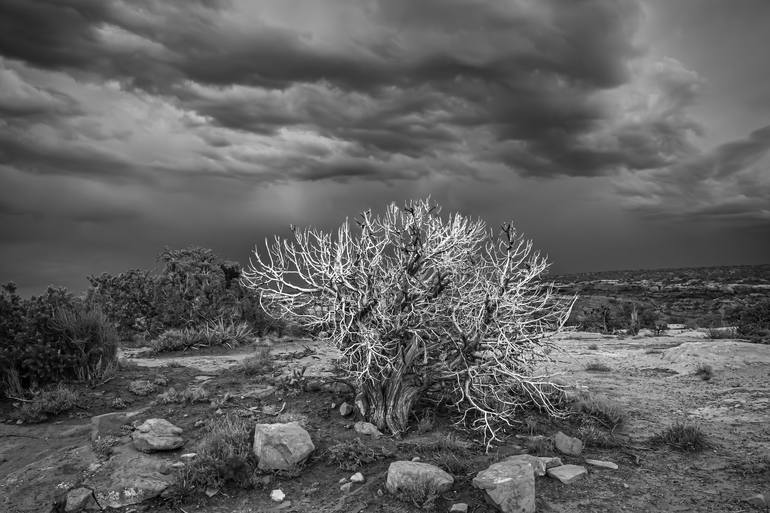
[84,444,177,509]
[132,418,184,452]
[0,443,98,513]
[243,386,276,400]
[354,421,383,438]
[553,431,582,456]
[547,464,587,484]
[585,459,618,470]
[386,461,454,496]
[339,402,354,417]
[65,487,99,512]
[253,422,315,470]
[473,459,535,513]
[350,472,365,483]
[450,503,469,513]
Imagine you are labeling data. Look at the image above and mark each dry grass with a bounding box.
[157,385,210,404]
[151,320,254,354]
[585,361,612,372]
[324,438,391,471]
[651,421,710,452]
[15,384,79,423]
[694,363,713,381]
[238,345,272,376]
[571,392,626,430]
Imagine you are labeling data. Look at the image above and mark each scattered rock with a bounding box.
[193,419,205,428]
[450,503,469,513]
[354,393,368,417]
[553,431,582,456]
[270,489,285,502]
[340,482,353,493]
[338,477,348,484]
[411,456,421,462]
[243,386,276,400]
[354,421,383,438]
[539,457,563,469]
[584,459,618,470]
[180,453,197,461]
[501,454,548,477]
[253,422,315,470]
[64,487,99,512]
[473,459,535,513]
[350,472,365,483]
[546,464,587,484]
[205,487,219,498]
[131,418,184,452]
[84,444,177,509]
[743,493,766,508]
[339,402,354,417]
[386,461,454,496]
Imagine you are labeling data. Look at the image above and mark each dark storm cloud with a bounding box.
[615,125,770,223]
[0,0,702,180]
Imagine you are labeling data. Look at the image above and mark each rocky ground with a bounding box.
[1,330,768,513]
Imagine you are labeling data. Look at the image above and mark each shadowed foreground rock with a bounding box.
[386,461,454,497]
[473,458,535,513]
[253,422,315,470]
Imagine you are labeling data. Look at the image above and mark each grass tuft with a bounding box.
[585,361,612,372]
[15,384,79,423]
[651,421,710,452]
[324,438,390,471]
[571,392,625,430]
[151,320,254,354]
[694,363,713,381]
[238,345,272,376]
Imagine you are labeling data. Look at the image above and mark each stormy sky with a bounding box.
[1,0,769,296]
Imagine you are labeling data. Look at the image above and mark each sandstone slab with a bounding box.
[472,459,535,513]
[553,431,582,456]
[547,464,587,484]
[585,459,618,470]
[386,461,454,496]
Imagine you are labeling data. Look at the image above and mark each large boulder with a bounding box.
[132,418,184,452]
[253,422,315,470]
[386,461,454,496]
[84,444,177,509]
[472,459,535,513]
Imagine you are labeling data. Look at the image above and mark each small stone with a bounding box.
[354,421,383,438]
[270,489,286,502]
[350,472,365,483]
[215,408,224,415]
[743,493,766,508]
[339,402,355,417]
[553,431,582,456]
[131,418,184,452]
[411,456,421,462]
[65,487,99,512]
[205,487,219,498]
[339,477,348,484]
[450,503,469,513]
[194,419,205,428]
[180,453,197,460]
[340,482,353,493]
[387,461,454,496]
[170,462,186,468]
[585,459,618,470]
[539,457,563,469]
[547,464,587,484]
[377,489,384,496]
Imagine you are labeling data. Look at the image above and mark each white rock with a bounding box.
[585,459,618,470]
[473,459,535,513]
[270,489,285,502]
[354,421,383,438]
[350,472,365,483]
[253,422,315,470]
[386,461,454,496]
[450,503,469,513]
[547,464,587,484]
[131,418,184,452]
[339,402,355,417]
[180,453,197,460]
[340,482,353,493]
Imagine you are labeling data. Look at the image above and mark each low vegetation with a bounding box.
[14,384,79,423]
[324,438,391,471]
[585,361,612,372]
[179,414,259,492]
[238,345,272,376]
[651,421,710,452]
[150,320,254,354]
[694,363,713,381]
[571,392,626,430]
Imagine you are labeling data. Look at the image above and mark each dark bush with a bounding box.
[731,300,770,344]
[0,284,118,396]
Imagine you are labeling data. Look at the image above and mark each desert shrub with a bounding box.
[731,300,770,344]
[243,198,575,445]
[651,422,709,452]
[577,423,623,449]
[585,361,611,372]
[128,379,157,396]
[238,345,272,376]
[0,284,118,395]
[16,384,79,423]
[150,320,254,354]
[587,343,598,350]
[694,363,713,381]
[571,392,625,430]
[394,479,443,511]
[324,438,390,471]
[157,385,209,404]
[179,414,258,491]
[705,327,736,339]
